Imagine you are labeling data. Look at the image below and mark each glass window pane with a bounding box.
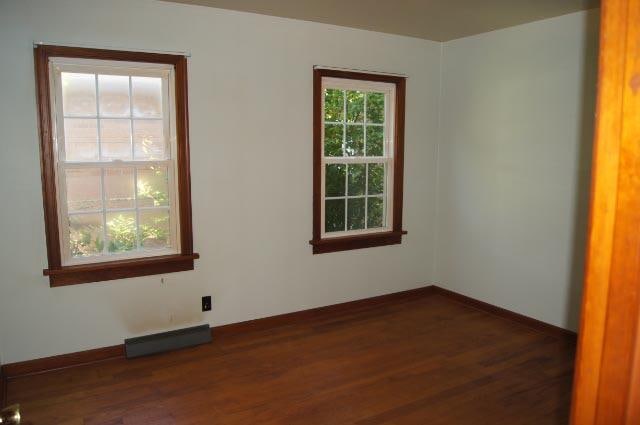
[325,199,345,233]
[325,164,346,197]
[61,72,96,117]
[98,75,130,117]
[366,92,385,124]
[324,124,343,157]
[347,164,365,196]
[137,166,169,207]
[106,211,136,253]
[367,163,384,195]
[347,198,365,230]
[366,125,384,157]
[134,119,166,160]
[324,89,343,122]
[69,213,103,258]
[346,90,364,123]
[139,209,170,249]
[345,125,364,157]
[104,168,135,209]
[367,197,384,228]
[99,119,132,160]
[65,168,102,212]
[132,77,162,118]
[64,118,98,161]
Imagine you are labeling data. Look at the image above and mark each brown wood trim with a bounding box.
[1,345,124,379]
[34,45,62,269]
[34,45,197,286]
[213,284,434,338]
[569,2,640,424]
[1,284,576,381]
[44,253,199,286]
[432,287,577,341]
[309,230,407,254]
[590,0,640,422]
[312,68,407,254]
[392,77,406,234]
[174,55,195,256]
[33,45,185,66]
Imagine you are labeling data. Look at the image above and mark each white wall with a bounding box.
[0,0,441,363]
[435,10,599,331]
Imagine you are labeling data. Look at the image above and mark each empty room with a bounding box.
[1,0,639,423]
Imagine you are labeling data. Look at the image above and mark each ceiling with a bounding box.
[163,0,599,42]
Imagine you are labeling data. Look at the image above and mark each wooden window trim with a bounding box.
[34,45,198,286]
[309,69,407,254]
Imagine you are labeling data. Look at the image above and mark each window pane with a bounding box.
[346,90,364,123]
[104,168,135,209]
[139,209,170,249]
[132,77,162,118]
[325,164,345,197]
[345,125,364,156]
[106,211,136,253]
[134,119,165,160]
[347,164,365,196]
[98,75,130,117]
[137,166,169,207]
[324,124,343,157]
[324,89,343,122]
[367,163,384,195]
[100,119,132,160]
[325,199,345,233]
[367,197,384,228]
[65,168,102,212]
[61,72,96,117]
[366,125,383,157]
[347,198,365,230]
[64,118,98,161]
[69,213,103,257]
[366,92,385,124]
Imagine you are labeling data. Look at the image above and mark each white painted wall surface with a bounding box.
[435,10,599,331]
[0,0,441,363]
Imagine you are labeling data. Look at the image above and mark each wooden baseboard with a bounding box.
[213,285,437,337]
[1,345,124,379]
[0,284,575,381]
[432,286,577,340]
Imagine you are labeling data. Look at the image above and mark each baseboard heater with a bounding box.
[124,324,212,359]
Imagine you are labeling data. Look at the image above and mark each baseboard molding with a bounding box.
[0,284,575,381]
[432,286,577,340]
[1,345,124,379]
[212,285,437,338]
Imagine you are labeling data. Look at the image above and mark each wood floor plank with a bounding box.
[6,294,575,424]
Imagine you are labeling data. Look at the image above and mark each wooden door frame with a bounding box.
[571,0,640,423]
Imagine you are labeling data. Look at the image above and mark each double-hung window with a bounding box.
[310,69,406,254]
[35,45,197,286]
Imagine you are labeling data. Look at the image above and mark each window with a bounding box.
[35,45,198,286]
[310,69,406,254]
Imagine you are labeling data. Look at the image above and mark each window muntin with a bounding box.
[321,78,395,238]
[50,59,180,265]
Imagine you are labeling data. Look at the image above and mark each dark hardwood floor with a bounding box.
[5,293,576,424]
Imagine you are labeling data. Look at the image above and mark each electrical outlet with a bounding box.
[202,296,212,312]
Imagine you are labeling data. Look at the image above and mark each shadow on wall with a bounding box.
[565,9,600,332]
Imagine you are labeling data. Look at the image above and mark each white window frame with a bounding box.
[320,77,396,239]
[48,58,181,266]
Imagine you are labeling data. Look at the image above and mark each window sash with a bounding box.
[49,59,180,265]
[320,78,396,238]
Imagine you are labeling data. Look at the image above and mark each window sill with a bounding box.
[43,253,200,287]
[309,230,407,254]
